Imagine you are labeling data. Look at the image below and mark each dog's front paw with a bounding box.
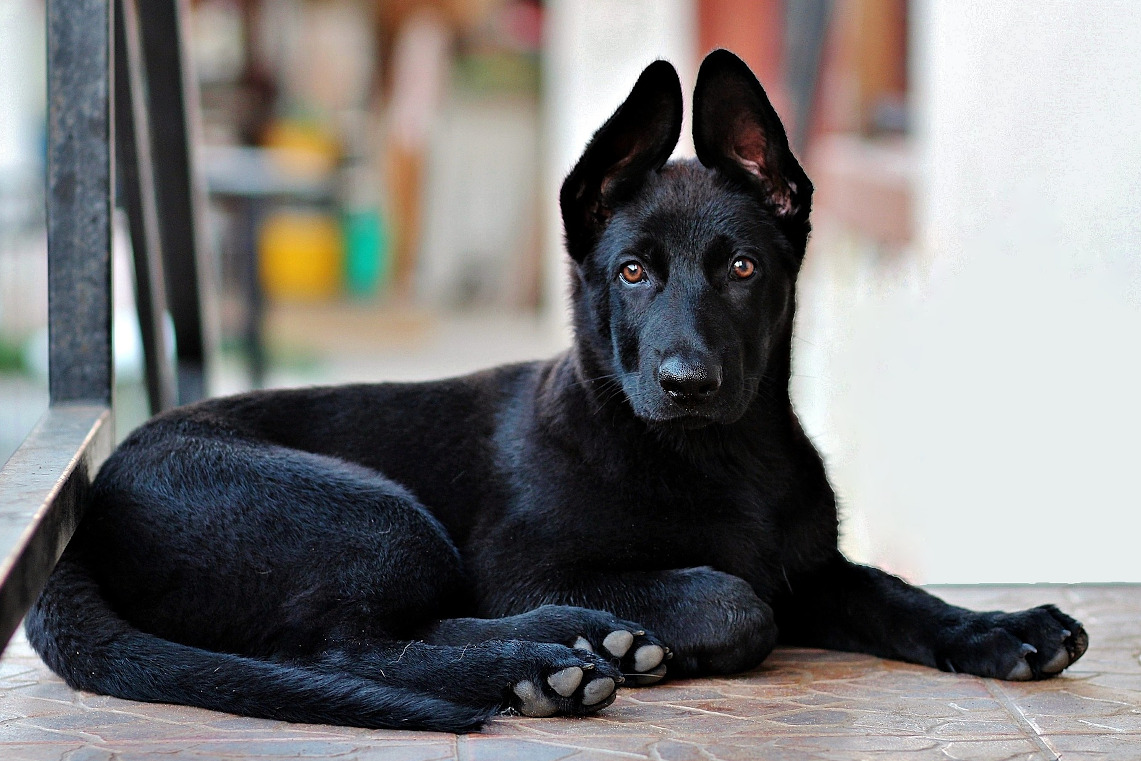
[938,605,1088,681]
[508,646,622,717]
[568,615,671,686]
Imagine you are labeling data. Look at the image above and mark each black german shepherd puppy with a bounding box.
[27,51,1087,732]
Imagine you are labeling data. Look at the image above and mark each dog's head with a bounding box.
[561,50,812,428]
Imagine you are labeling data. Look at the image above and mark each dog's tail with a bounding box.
[24,550,495,732]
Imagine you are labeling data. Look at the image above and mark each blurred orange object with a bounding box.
[259,211,343,301]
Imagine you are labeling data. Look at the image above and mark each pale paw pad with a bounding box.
[581,676,616,706]
[602,630,634,658]
[1041,647,1071,674]
[547,666,584,697]
[633,644,665,672]
[513,680,558,717]
[1005,659,1033,681]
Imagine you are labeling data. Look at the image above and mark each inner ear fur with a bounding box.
[560,60,683,261]
[693,49,812,222]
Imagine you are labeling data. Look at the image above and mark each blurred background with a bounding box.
[0,0,1138,584]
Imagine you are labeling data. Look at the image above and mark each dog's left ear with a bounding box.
[693,49,812,223]
[560,60,683,262]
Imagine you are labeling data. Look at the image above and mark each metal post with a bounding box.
[138,0,216,404]
[116,0,176,414]
[47,0,115,405]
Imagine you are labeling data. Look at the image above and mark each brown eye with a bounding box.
[619,261,647,284]
[730,256,757,280]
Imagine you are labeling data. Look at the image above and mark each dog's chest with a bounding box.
[539,458,791,578]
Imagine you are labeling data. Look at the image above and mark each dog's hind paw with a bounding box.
[937,604,1089,681]
[507,647,621,717]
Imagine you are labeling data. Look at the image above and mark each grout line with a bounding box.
[464,732,648,759]
[984,680,1061,760]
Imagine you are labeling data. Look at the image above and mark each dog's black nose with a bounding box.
[658,356,722,403]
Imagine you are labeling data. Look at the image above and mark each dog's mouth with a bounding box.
[660,413,717,430]
[632,399,734,429]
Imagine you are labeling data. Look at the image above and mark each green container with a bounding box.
[343,208,389,297]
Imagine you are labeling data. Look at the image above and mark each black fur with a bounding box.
[26,50,1087,732]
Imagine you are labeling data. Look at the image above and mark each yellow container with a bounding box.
[258,211,343,300]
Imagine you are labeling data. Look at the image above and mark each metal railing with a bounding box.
[0,0,212,654]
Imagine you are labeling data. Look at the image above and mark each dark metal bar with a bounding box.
[240,200,267,388]
[0,407,113,650]
[139,0,216,404]
[116,0,176,414]
[47,0,115,405]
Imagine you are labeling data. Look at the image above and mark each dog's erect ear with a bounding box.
[693,49,811,222]
[560,60,683,261]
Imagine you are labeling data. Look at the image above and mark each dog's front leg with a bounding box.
[484,567,779,681]
[777,552,1088,680]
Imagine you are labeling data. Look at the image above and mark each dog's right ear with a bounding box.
[693,49,811,224]
[560,60,683,262]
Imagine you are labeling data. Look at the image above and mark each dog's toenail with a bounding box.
[1061,629,1071,639]
[1019,643,1037,655]
[633,644,665,672]
[582,677,616,706]
[547,666,583,697]
[603,630,634,658]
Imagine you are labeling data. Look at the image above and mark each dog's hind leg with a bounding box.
[419,605,672,681]
[83,425,471,655]
[309,639,623,717]
[74,421,627,720]
[27,545,495,732]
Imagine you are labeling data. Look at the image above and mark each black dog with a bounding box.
[27,51,1087,732]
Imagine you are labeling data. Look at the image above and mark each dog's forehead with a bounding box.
[607,160,773,261]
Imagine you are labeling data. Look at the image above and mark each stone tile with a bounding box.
[997,681,1141,734]
[1045,734,1141,760]
[934,739,1051,761]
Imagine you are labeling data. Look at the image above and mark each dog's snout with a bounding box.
[658,356,722,403]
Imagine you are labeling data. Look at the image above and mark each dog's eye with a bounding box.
[730,256,757,281]
[619,261,647,284]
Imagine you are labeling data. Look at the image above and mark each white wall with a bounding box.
[796,1,1141,583]
[0,0,43,175]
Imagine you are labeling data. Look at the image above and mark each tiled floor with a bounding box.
[1,585,1138,760]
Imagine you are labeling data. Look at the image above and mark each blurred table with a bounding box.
[203,145,336,388]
